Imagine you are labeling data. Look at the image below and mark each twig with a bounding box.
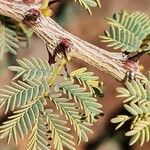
[0,0,147,82]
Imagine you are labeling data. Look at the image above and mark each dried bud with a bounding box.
[59,38,73,50]
[23,9,41,26]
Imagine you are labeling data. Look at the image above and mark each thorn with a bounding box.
[48,0,61,7]
[46,45,55,65]
[126,49,150,62]
[64,64,70,77]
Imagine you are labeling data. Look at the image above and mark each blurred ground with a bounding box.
[1,0,150,150]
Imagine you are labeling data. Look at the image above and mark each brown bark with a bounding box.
[0,0,147,82]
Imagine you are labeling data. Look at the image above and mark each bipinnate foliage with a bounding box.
[27,114,50,150]
[9,58,53,81]
[99,10,150,146]
[0,58,103,150]
[100,11,150,53]
[56,80,102,123]
[70,68,103,96]
[0,15,32,60]
[0,79,49,114]
[1,0,150,148]
[0,23,18,59]
[111,78,150,146]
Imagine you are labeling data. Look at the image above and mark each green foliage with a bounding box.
[111,79,150,146]
[100,11,150,53]
[75,0,101,15]
[27,114,50,150]
[0,98,45,144]
[0,79,49,114]
[0,15,32,60]
[50,94,93,144]
[70,67,103,96]
[56,81,102,123]
[0,58,103,150]
[101,12,150,147]
[0,24,19,59]
[45,109,75,150]
[9,58,53,81]
[0,16,32,47]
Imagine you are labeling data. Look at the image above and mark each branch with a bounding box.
[0,0,147,82]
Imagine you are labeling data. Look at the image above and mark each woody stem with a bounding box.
[0,0,147,82]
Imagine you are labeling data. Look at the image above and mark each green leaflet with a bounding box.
[50,94,93,144]
[50,67,103,144]
[126,120,150,146]
[70,67,103,97]
[74,0,101,15]
[112,79,150,146]
[0,98,45,144]
[0,24,19,59]
[0,79,49,114]
[0,15,33,45]
[56,81,103,123]
[9,58,53,81]
[100,11,150,53]
[116,80,147,104]
[0,15,33,60]
[45,109,75,150]
[0,57,103,150]
[27,114,50,150]
[111,115,130,130]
